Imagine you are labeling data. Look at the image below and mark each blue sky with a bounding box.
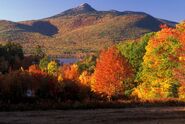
[0,0,184,22]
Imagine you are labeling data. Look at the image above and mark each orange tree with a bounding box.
[61,64,79,81]
[92,46,134,99]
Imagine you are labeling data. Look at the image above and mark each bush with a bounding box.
[56,79,91,102]
[0,71,33,102]
[29,68,58,99]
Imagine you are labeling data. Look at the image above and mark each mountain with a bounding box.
[52,3,97,17]
[0,3,177,57]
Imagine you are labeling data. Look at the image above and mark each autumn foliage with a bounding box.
[134,22,185,100]
[92,47,134,98]
[79,71,92,86]
[28,64,59,99]
[61,64,79,81]
[2,22,185,105]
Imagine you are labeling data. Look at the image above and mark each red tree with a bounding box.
[28,64,58,97]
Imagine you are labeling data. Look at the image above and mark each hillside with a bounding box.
[0,3,177,57]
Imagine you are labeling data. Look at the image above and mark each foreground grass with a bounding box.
[0,98,185,111]
[1,107,185,124]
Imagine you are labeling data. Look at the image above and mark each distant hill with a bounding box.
[0,3,177,57]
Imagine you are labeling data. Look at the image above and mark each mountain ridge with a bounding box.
[0,3,178,57]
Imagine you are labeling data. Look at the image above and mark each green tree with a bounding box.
[33,45,45,58]
[39,56,50,72]
[3,42,24,72]
[77,55,97,74]
[117,33,154,73]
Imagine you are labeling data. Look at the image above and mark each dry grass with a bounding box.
[0,98,185,111]
[0,107,185,124]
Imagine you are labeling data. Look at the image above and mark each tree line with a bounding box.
[0,22,185,103]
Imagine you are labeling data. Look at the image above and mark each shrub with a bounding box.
[34,74,58,99]
[56,80,91,101]
[28,64,59,99]
[0,71,33,102]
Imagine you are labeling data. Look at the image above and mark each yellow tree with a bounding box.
[134,22,185,99]
[47,61,58,75]
[79,71,92,86]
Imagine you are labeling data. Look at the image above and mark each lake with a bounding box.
[56,58,79,65]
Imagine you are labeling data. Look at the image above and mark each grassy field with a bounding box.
[0,107,185,124]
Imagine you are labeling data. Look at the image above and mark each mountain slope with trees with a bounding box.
[0,3,177,57]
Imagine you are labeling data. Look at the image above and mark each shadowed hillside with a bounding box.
[17,21,58,36]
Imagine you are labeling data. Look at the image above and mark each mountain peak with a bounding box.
[74,3,96,12]
[55,3,96,16]
[79,3,91,8]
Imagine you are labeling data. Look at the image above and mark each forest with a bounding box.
[0,22,185,109]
